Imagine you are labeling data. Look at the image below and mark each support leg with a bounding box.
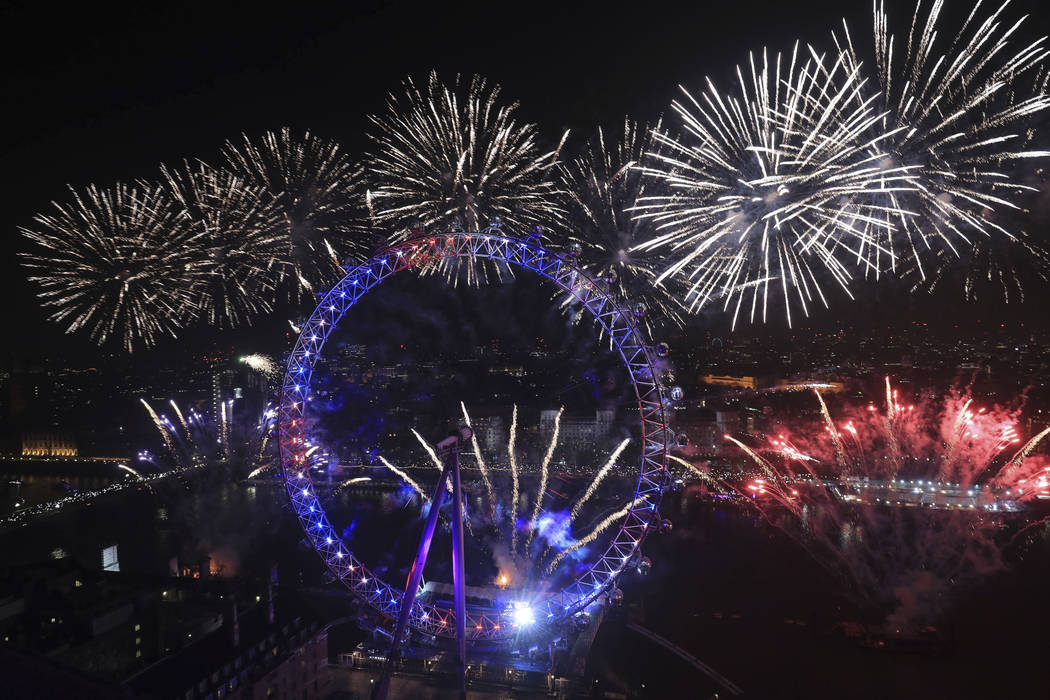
[374,463,450,700]
[450,448,468,699]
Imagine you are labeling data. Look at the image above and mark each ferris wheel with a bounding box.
[277,227,672,655]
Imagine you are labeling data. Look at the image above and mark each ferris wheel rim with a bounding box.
[277,229,671,641]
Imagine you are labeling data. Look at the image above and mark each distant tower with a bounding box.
[225,595,239,647]
[211,368,223,424]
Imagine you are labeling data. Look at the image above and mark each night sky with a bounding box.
[4,0,1049,360]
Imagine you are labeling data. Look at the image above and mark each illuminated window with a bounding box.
[101,544,119,572]
[134,623,141,632]
[136,650,141,658]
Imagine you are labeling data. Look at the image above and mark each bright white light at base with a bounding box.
[511,603,535,627]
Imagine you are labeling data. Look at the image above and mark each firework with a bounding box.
[363,72,566,283]
[572,438,631,518]
[246,465,273,480]
[634,44,906,327]
[741,381,1043,497]
[240,353,280,380]
[364,71,566,233]
[141,398,174,451]
[667,454,726,493]
[144,397,272,474]
[21,183,209,352]
[378,456,427,500]
[256,404,276,463]
[408,429,472,536]
[222,127,371,296]
[161,162,286,328]
[410,428,453,494]
[724,379,1050,625]
[815,389,847,471]
[509,404,521,554]
[724,435,779,482]
[1007,426,1050,469]
[347,405,646,593]
[461,402,495,514]
[559,119,686,330]
[833,1,1050,287]
[911,228,1050,303]
[546,497,645,574]
[526,407,563,547]
[333,476,373,494]
[117,463,146,480]
[169,399,190,437]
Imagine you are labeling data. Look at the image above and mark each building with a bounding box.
[469,415,506,455]
[540,410,614,453]
[21,432,78,457]
[128,607,330,700]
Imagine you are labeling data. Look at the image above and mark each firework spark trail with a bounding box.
[770,436,818,463]
[168,399,190,438]
[993,426,1050,489]
[117,464,145,480]
[739,478,795,511]
[526,407,564,549]
[257,433,270,463]
[140,399,173,451]
[410,429,453,494]
[378,457,428,501]
[814,390,848,471]
[667,454,728,493]
[333,477,373,494]
[246,464,273,479]
[546,497,645,574]
[509,405,521,555]
[940,398,975,478]
[461,402,495,515]
[252,405,275,466]
[408,429,472,534]
[220,400,230,460]
[724,435,780,482]
[884,376,896,420]
[572,438,631,518]
[240,354,279,380]
[1009,427,1050,467]
[882,378,905,470]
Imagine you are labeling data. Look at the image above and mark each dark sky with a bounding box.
[3,0,1049,361]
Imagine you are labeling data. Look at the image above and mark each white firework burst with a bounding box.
[633,44,907,327]
[223,127,372,297]
[20,183,209,351]
[833,0,1050,288]
[559,118,687,331]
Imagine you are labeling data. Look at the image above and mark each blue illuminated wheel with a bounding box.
[278,230,671,641]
